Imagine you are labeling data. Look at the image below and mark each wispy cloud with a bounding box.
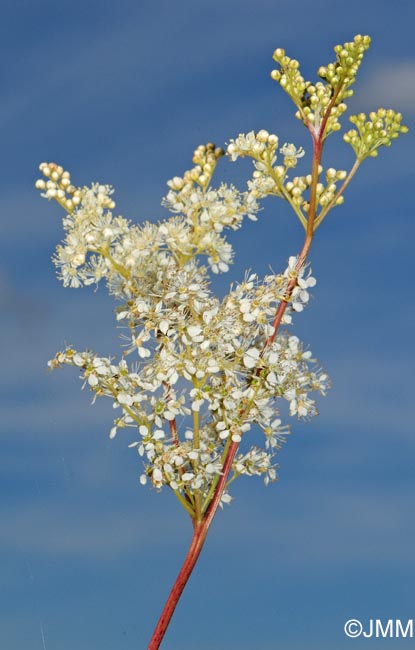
[3,476,413,571]
[1,502,182,558]
[357,61,415,116]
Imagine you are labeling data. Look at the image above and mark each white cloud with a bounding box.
[355,61,415,115]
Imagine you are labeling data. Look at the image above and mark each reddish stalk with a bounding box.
[148,521,208,650]
[148,110,331,650]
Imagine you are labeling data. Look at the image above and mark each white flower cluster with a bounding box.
[38,142,330,515]
[227,130,279,161]
[226,132,347,224]
[227,131,307,206]
[163,144,260,273]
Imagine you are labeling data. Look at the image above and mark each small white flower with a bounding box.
[280,143,305,166]
[117,393,133,406]
[243,347,260,369]
[187,325,202,338]
[152,468,163,486]
[159,319,169,334]
[191,399,204,412]
[292,301,304,312]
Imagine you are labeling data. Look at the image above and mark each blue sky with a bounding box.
[1,1,414,648]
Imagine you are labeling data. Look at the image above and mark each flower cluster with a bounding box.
[37,34,407,524]
[344,109,408,159]
[38,142,330,515]
[318,35,372,101]
[226,131,311,224]
[35,162,114,212]
[225,132,350,227]
[48,306,328,503]
[271,35,372,137]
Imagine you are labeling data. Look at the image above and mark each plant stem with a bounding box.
[147,108,330,650]
[147,520,209,650]
[147,434,241,650]
[314,157,361,229]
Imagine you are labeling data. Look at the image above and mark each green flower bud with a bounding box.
[344,109,408,160]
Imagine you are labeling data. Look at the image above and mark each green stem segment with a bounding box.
[314,157,361,229]
[148,107,331,650]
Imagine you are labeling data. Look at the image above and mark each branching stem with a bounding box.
[148,99,333,650]
[314,157,361,229]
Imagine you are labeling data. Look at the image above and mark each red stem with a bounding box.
[148,113,329,650]
[148,439,240,650]
[148,521,208,650]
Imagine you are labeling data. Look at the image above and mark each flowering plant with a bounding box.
[36,35,407,649]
